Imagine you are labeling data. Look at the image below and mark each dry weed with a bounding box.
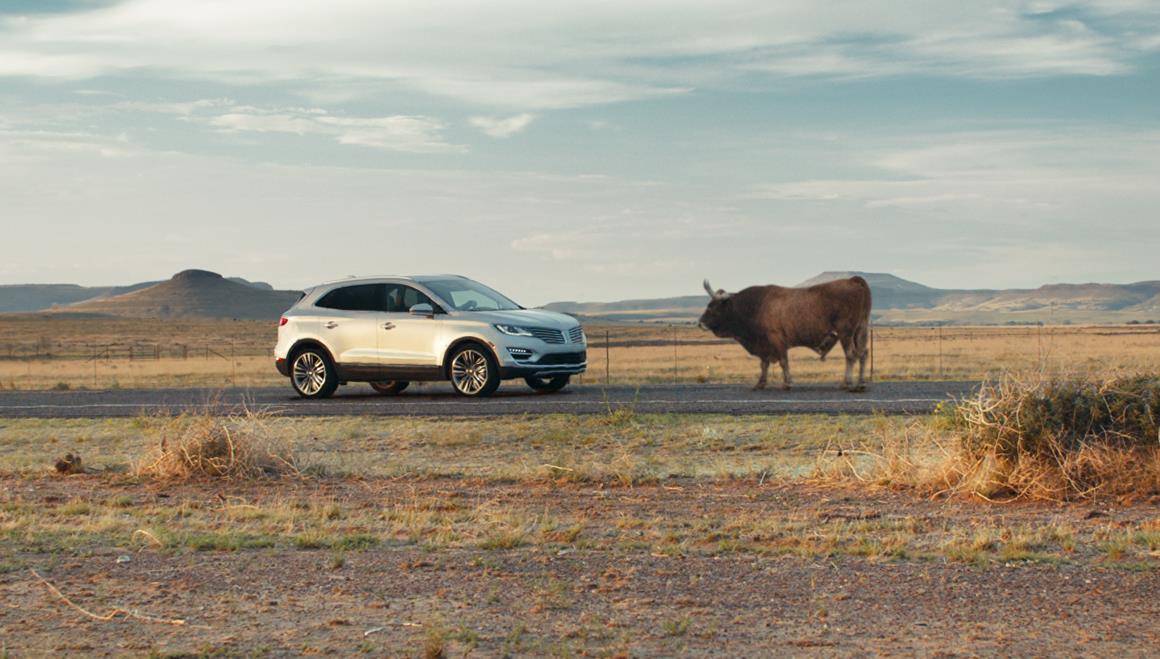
[134,409,303,480]
[821,374,1160,501]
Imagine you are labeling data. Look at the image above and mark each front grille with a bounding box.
[537,351,586,365]
[529,327,565,344]
[568,326,585,344]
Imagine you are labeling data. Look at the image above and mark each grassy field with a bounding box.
[1,413,1156,568]
[1,411,1158,655]
[0,315,1158,389]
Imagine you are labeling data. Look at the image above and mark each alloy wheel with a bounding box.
[451,348,490,395]
[292,352,328,396]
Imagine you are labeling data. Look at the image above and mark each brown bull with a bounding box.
[698,276,872,391]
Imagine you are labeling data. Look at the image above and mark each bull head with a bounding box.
[699,279,732,335]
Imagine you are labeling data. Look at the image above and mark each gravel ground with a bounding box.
[2,477,1157,656]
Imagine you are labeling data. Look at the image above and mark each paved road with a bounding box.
[0,381,977,418]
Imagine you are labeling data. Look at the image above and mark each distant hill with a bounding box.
[45,270,300,319]
[545,272,1160,324]
[0,274,278,314]
[796,271,961,309]
[0,284,119,313]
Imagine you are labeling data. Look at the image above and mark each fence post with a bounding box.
[869,321,875,382]
[605,329,610,386]
[937,324,943,379]
[1037,323,1043,369]
[672,324,678,383]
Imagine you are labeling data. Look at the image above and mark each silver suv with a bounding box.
[274,275,586,398]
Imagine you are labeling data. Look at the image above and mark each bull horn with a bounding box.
[703,279,726,300]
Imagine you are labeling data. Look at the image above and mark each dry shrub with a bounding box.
[949,374,1160,500]
[818,374,1160,501]
[135,409,303,480]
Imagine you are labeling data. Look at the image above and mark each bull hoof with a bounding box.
[848,384,866,393]
[781,384,791,391]
[752,383,767,391]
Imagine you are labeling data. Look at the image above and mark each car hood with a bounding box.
[461,308,580,329]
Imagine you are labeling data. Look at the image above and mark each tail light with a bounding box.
[279,317,288,327]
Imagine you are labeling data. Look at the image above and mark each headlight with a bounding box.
[494,324,534,337]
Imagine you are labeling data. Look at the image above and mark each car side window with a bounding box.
[384,285,436,313]
[315,284,385,311]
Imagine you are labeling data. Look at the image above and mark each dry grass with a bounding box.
[2,477,1156,571]
[0,317,1158,389]
[134,410,303,481]
[0,413,861,482]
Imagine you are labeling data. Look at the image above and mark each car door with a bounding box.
[378,284,440,371]
[314,283,385,369]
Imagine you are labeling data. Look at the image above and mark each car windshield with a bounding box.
[421,278,523,311]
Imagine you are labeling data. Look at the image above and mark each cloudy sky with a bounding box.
[1,1,1158,304]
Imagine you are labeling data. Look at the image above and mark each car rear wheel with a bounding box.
[525,375,570,393]
[449,344,500,397]
[290,348,338,399]
[370,380,409,395]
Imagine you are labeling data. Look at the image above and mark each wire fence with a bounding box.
[0,323,1158,390]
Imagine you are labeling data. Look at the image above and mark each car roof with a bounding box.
[313,274,467,287]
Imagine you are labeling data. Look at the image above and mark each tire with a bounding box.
[290,347,338,399]
[448,343,500,397]
[370,380,409,395]
[525,375,570,393]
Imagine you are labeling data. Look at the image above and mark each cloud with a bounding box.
[747,129,1160,230]
[0,1,1157,110]
[469,113,535,138]
[206,106,465,153]
[114,98,232,116]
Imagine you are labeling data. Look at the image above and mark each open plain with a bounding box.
[1,318,1158,655]
[1,412,1159,656]
[0,317,1158,390]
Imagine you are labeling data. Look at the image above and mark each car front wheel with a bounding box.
[449,344,500,397]
[525,375,570,393]
[290,348,338,399]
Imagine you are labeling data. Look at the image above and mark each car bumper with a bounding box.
[496,345,586,379]
[275,358,290,377]
[500,363,587,379]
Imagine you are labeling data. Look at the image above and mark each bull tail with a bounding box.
[849,276,871,358]
[851,317,870,358]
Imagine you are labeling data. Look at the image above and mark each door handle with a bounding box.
[325,321,339,329]
[382,322,396,330]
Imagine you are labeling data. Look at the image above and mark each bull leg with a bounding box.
[840,334,867,392]
[754,358,769,390]
[855,325,869,390]
[840,337,855,390]
[779,354,792,390]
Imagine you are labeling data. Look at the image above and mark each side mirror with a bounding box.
[409,303,434,317]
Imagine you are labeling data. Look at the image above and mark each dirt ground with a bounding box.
[2,476,1158,657]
